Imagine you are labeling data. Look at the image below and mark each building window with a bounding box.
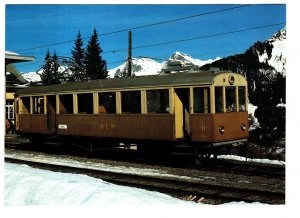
[225,86,237,112]
[6,101,14,119]
[121,91,141,114]
[194,87,210,113]
[146,89,169,113]
[98,92,116,114]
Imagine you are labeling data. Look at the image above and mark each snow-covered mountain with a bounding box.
[22,66,71,83]
[108,57,162,78]
[107,51,220,78]
[22,52,220,80]
[161,51,220,73]
[258,27,286,75]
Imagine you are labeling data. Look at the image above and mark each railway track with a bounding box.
[196,158,285,179]
[5,147,285,205]
[5,137,285,179]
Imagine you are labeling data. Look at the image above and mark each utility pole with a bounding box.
[127,31,132,77]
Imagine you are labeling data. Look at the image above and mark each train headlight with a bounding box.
[219,126,225,134]
[228,75,235,85]
[241,123,247,131]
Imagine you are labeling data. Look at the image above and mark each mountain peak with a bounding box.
[161,51,220,73]
[267,27,286,43]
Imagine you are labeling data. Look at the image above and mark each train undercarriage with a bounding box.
[23,132,247,164]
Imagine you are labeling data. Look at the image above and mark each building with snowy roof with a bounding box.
[5,51,35,133]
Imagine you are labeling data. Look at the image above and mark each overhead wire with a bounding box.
[103,22,286,54]
[14,4,251,53]
[15,21,285,70]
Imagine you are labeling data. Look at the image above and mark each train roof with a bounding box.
[16,71,245,95]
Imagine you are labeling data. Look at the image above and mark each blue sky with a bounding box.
[5,4,286,73]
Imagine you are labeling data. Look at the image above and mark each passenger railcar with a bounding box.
[15,71,249,158]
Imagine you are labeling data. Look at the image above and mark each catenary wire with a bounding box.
[14,5,251,53]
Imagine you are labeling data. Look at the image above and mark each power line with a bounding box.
[15,22,285,70]
[14,5,251,53]
[16,58,126,69]
[103,22,286,54]
[15,21,285,70]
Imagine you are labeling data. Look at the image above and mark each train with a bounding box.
[14,70,249,159]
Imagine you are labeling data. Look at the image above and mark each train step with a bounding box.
[171,143,196,156]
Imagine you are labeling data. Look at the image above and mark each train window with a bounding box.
[32,96,45,114]
[46,95,56,115]
[194,87,210,113]
[98,92,116,114]
[238,86,246,112]
[147,89,169,113]
[59,94,73,114]
[121,91,141,114]
[20,97,30,114]
[225,87,237,112]
[78,93,93,114]
[215,87,223,113]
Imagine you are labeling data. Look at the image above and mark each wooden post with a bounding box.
[128,31,132,77]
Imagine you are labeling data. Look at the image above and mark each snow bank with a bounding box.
[248,103,260,130]
[218,155,285,166]
[4,163,195,206]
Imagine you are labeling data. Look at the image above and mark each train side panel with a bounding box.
[56,114,175,141]
[18,114,51,134]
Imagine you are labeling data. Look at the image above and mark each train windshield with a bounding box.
[238,86,246,112]
[215,87,223,113]
[225,87,237,112]
[215,86,247,113]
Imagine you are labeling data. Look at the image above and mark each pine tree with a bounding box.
[51,51,61,84]
[84,28,108,80]
[71,31,86,81]
[40,50,61,85]
[40,50,54,85]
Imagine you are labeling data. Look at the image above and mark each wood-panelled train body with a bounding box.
[15,71,249,158]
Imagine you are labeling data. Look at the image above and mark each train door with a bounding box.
[46,95,56,133]
[174,88,190,139]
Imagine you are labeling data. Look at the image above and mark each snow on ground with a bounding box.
[4,150,283,206]
[217,155,285,166]
[4,151,217,183]
[4,162,195,206]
